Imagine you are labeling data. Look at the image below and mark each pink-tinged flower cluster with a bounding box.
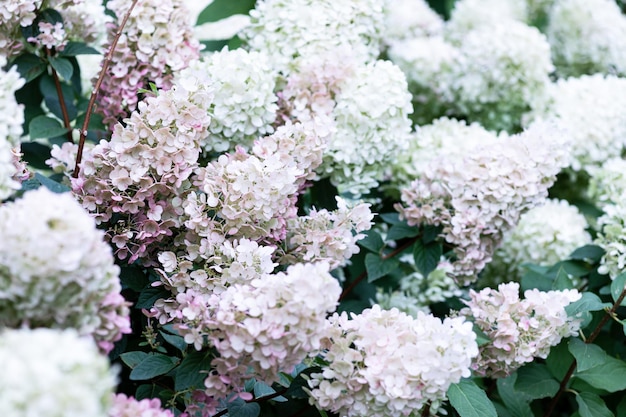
[280,197,373,269]
[27,21,67,50]
[0,57,25,199]
[397,123,569,284]
[97,0,200,128]
[72,83,213,263]
[0,0,40,57]
[307,305,478,417]
[0,188,131,353]
[109,394,174,417]
[462,282,582,378]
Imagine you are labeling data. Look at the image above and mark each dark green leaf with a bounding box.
[58,41,100,57]
[575,356,626,392]
[472,324,491,347]
[253,380,286,401]
[422,225,441,243]
[200,39,230,52]
[611,272,626,306]
[565,292,611,316]
[616,396,626,417]
[135,286,170,309]
[546,341,575,380]
[49,56,73,81]
[386,223,419,241]
[130,353,178,380]
[196,0,256,24]
[553,267,575,290]
[569,245,605,263]
[549,260,590,278]
[28,115,69,139]
[285,367,321,399]
[514,363,559,399]
[357,230,385,253]
[448,379,497,417]
[575,392,614,417]
[119,265,149,292]
[365,253,400,282]
[34,172,70,193]
[13,53,46,82]
[520,267,553,292]
[135,384,160,401]
[568,338,608,372]
[496,374,533,417]
[40,8,64,24]
[120,351,149,369]
[174,351,212,391]
[413,240,441,277]
[159,330,187,353]
[380,212,402,225]
[227,398,260,417]
[20,141,51,170]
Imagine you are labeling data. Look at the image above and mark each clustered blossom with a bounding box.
[279,197,373,269]
[0,188,131,353]
[179,49,278,154]
[547,0,626,77]
[26,21,67,50]
[242,0,385,73]
[596,203,626,279]
[382,0,443,45]
[109,394,174,417]
[484,199,591,284]
[0,0,40,57]
[588,158,626,208]
[0,328,117,417]
[528,74,626,174]
[307,305,478,417]
[0,57,25,199]
[462,282,582,377]
[397,124,569,284]
[445,0,529,41]
[97,0,201,128]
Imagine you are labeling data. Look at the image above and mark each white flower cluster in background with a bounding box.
[382,0,443,44]
[0,188,130,353]
[0,0,40,57]
[241,0,385,73]
[0,328,116,417]
[547,0,626,77]
[462,282,581,377]
[179,49,278,154]
[110,394,174,417]
[484,199,591,283]
[0,56,24,200]
[397,123,569,284]
[307,305,477,417]
[597,203,626,279]
[445,0,528,40]
[280,197,373,269]
[588,158,626,208]
[528,74,626,174]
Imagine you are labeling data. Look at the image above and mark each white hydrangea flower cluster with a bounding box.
[462,282,582,377]
[179,49,278,154]
[0,328,116,417]
[280,197,373,269]
[382,0,443,44]
[445,0,529,41]
[73,80,214,263]
[110,394,174,417]
[242,0,385,73]
[485,199,591,283]
[397,124,569,284]
[0,138,18,201]
[588,158,626,208]
[0,188,131,353]
[547,0,626,77]
[308,305,478,417]
[391,117,500,190]
[596,203,626,279]
[50,0,111,49]
[202,262,341,398]
[377,258,462,315]
[0,57,25,200]
[449,21,553,131]
[0,0,40,57]
[98,0,201,127]
[528,74,626,174]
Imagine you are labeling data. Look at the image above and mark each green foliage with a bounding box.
[576,392,615,417]
[129,353,179,380]
[228,398,261,417]
[413,239,442,277]
[448,379,497,417]
[365,253,400,282]
[196,0,256,25]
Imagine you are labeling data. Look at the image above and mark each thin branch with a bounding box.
[46,48,73,143]
[543,284,626,417]
[72,0,140,177]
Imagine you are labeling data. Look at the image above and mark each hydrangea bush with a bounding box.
[3,1,626,417]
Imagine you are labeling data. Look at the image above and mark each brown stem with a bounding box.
[46,48,73,143]
[72,0,140,177]
[543,285,626,417]
[421,402,431,417]
[339,237,419,301]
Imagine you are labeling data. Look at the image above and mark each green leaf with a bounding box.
[413,240,441,277]
[357,230,385,253]
[119,265,149,292]
[575,356,626,392]
[565,292,611,316]
[58,41,100,57]
[49,56,73,81]
[365,253,399,283]
[575,392,614,417]
[553,267,575,290]
[174,351,212,391]
[196,0,256,24]
[200,39,230,52]
[120,351,149,369]
[40,8,63,24]
[253,380,286,401]
[159,330,187,353]
[13,53,46,82]
[569,245,605,263]
[611,272,626,306]
[227,398,260,417]
[28,115,69,139]
[472,324,491,347]
[130,353,178,380]
[568,338,608,372]
[422,225,441,243]
[514,363,559,399]
[547,341,575,380]
[497,374,533,417]
[386,223,419,241]
[380,212,403,225]
[520,267,553,292]
[20,141,51,170]
[285,367,321,399]
[34,172,70,193]
[448,379,497,417]
[135,286,170,309]
[616,396,626,417]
